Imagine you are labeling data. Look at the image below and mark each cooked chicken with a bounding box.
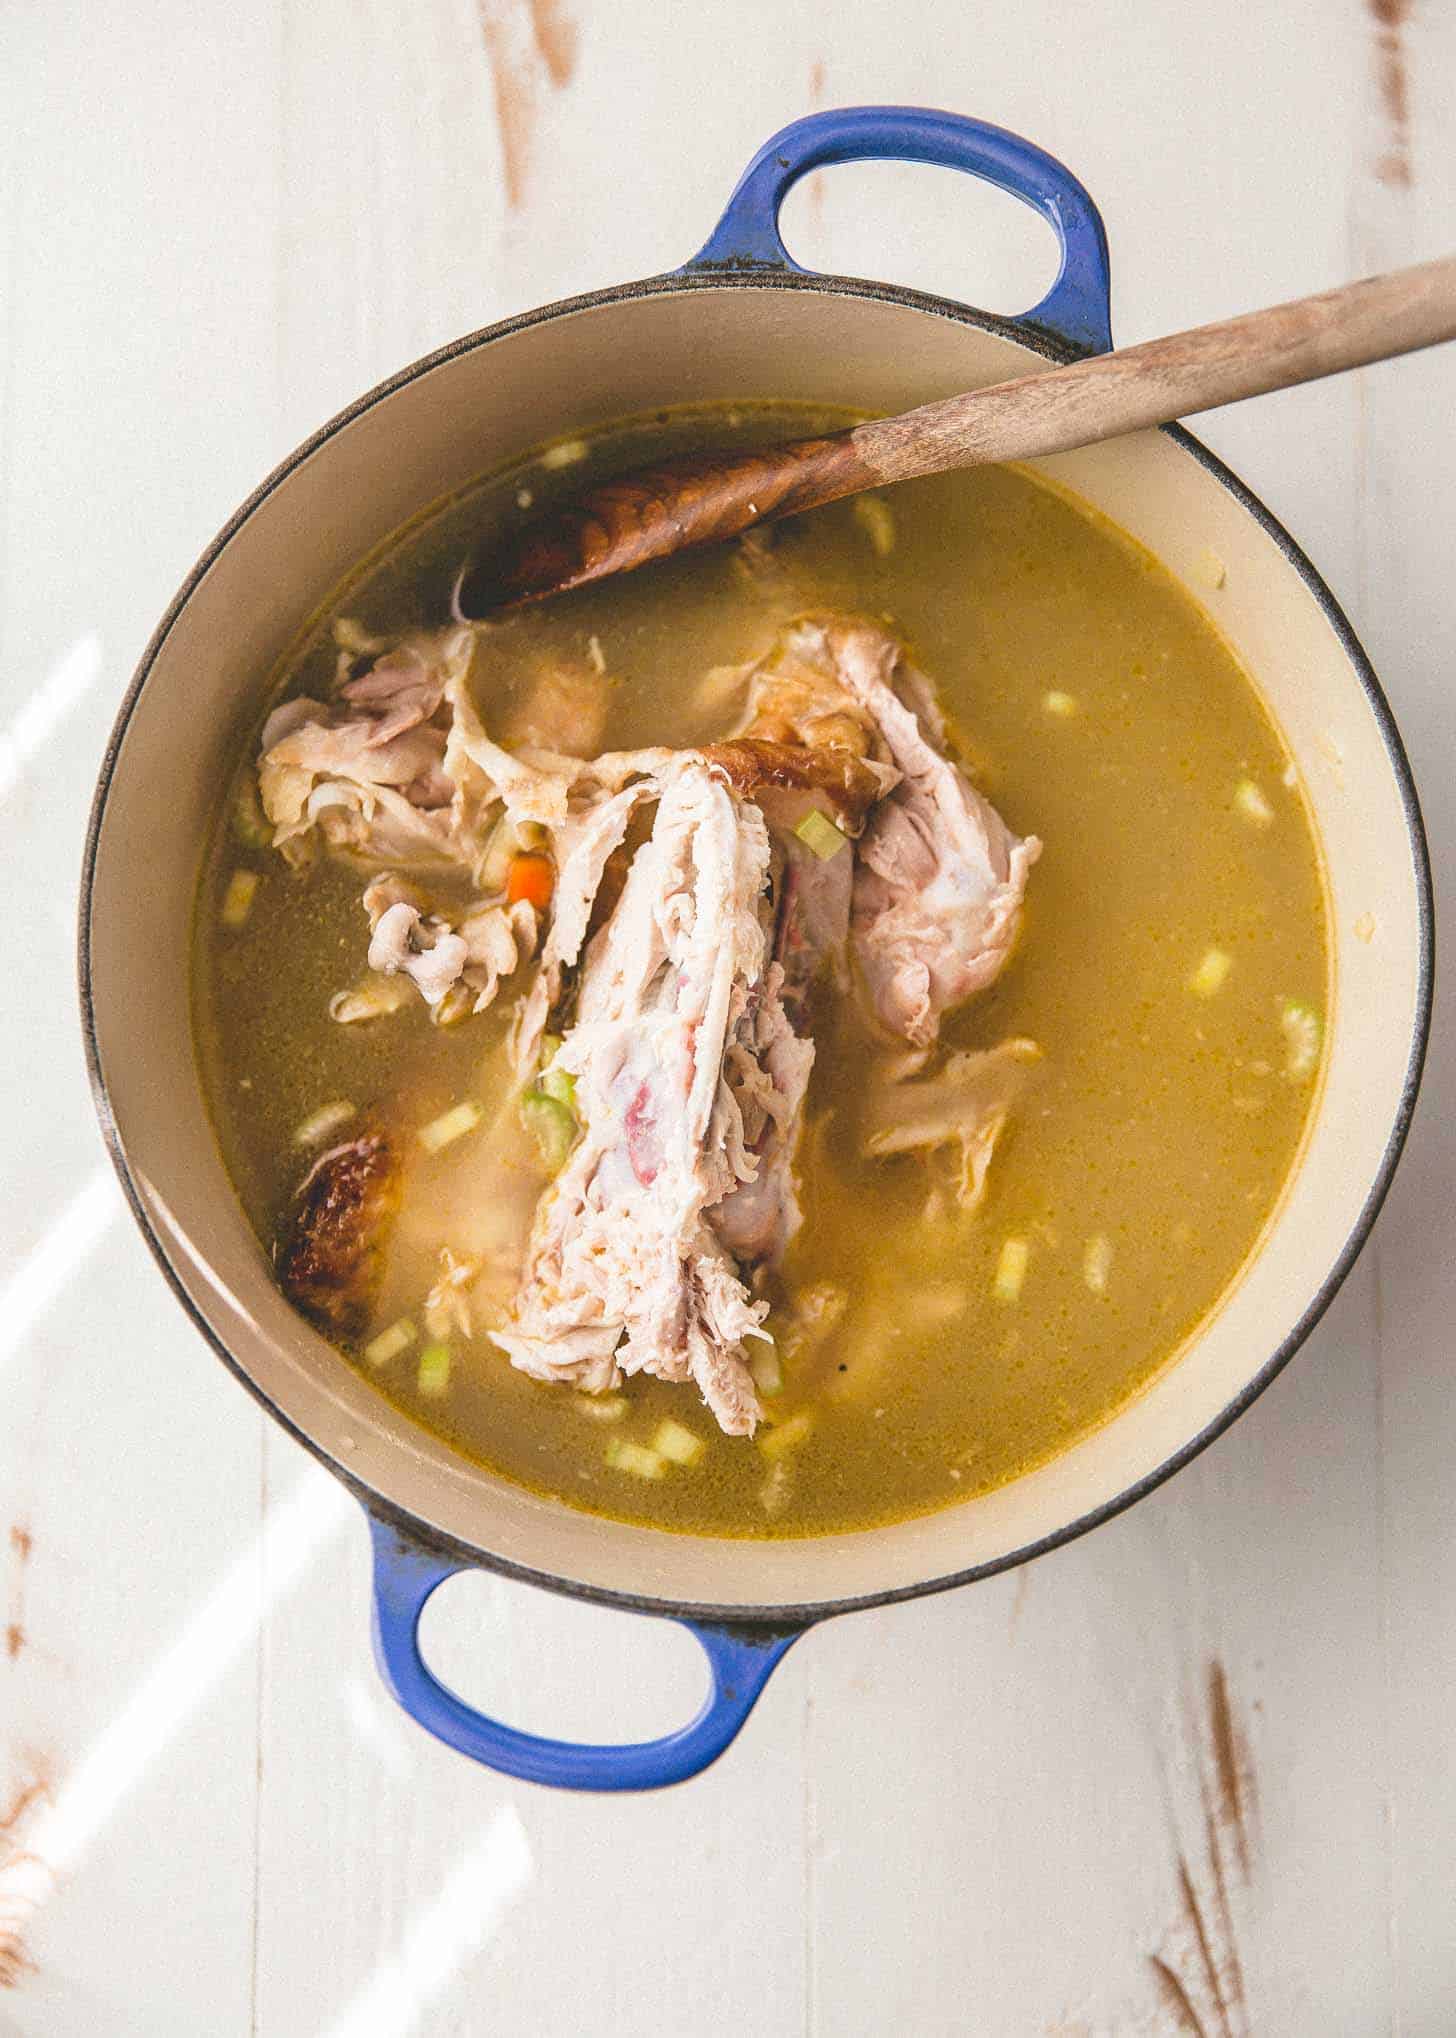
[491,757,775,1434]
[258,604,1042,1437]
[362,874,539,1016]
[277,1130,401,1339]
[785,618,1041,1047]
[700,737,893,833]
[497,655,611,758]
[860,1038,1040,1210]
[707,962,815,1264]
[510,776,663,1075]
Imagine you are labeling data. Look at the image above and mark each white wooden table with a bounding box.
[3,4,1452,2032]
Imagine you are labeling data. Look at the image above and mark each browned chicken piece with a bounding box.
[276,1131,401,1340]
[732,625,884,759]
[701,737,894,833]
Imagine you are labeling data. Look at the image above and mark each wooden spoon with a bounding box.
[455,255,1456,617]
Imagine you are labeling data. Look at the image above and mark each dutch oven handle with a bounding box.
[684,104,1113,358]
[367,1514,801,1790]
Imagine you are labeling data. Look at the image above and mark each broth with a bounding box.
[193,403,1329,1537]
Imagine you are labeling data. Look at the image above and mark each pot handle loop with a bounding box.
[366,1514,799,1790]
[685,105,1112,357]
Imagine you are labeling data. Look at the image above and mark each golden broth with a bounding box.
[193,404,1328,1537]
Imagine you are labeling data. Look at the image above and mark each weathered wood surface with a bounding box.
[2,3,1452,2032]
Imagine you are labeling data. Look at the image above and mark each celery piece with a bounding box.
[417,1343,451,1397]
[574,1393,628,1423]
[852,493,896,557]
[1234,778,1275,827]
[329,976,414,1024]
[293,1100,354,1148]
[1188,948,1232,999]
[794,808,847,861]
[1280,1000,1322,1082]
[521,1093,577,1172]
[232,774,273,848]
[604,1438,666,1480]
[993,1237,1029,1304]
[539,1065,577,1111]
[418,1100,482,1153]
[365,1318,416,1367]
[749,1342,784,1396]
[1083,1235,1113,1296]
[652,1419,706,1468]
[1043,690,1078,718]
[758,1410,815,1461]
[220,869,259,928]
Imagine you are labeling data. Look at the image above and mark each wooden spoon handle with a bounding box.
[857,253,1456,480]
[458,254,1456,614]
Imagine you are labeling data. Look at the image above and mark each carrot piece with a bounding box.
[506,851,555,910]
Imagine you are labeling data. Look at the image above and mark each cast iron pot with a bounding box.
[80,108,1432,1790]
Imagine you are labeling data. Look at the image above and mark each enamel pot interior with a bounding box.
[83,277,1429,1619]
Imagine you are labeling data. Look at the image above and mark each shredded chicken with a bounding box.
[784,617,1041,1047]
[256,606,1043,1436]
[491,758,775,1434]
[860,1038,1041,1210]
[362,874,538,1015]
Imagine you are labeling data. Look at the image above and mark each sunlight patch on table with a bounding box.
[0,1165,122,1378]
[319,1807,533,2038]
[0,1466,352,1944]
[0,633,104,806]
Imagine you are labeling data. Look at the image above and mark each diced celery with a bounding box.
[604,1438,665,1480]
[1083,1235,1113,1296]
[232,774,273,848]
[475,811,514,893]
[541,437,589,469]
[220,869,259,928]
[365,1318,416,1367]
[749,1342,783,1396]
[1188,948,1233,999]
[293,1100,355,1148]
[794,808,847,861]
[329,976,414,1024]
[758,1410,814,1461]
[431,983,475,1029]
[417,1343,451,1397]
[539,1033,563,1066]
[1234,778,1275,827]
[993,1237,1029,1304]
[418,1100,482,1153]
[1043,690,1078,718]
[521,1093,577,1172]
[1280,1000,1322,1082]
[539,1065,577,1111]
[852,494,896,557]
[1194,546,1227,590]
[574,1393,628,1423]
[652,1419,706,1467]
[759,1460,792,1516]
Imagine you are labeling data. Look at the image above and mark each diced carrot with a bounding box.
[506,851,555,910]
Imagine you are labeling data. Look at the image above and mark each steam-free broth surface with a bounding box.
[194,404,1328,1536]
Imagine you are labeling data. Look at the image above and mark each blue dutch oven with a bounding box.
[81,108,1431,1790]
